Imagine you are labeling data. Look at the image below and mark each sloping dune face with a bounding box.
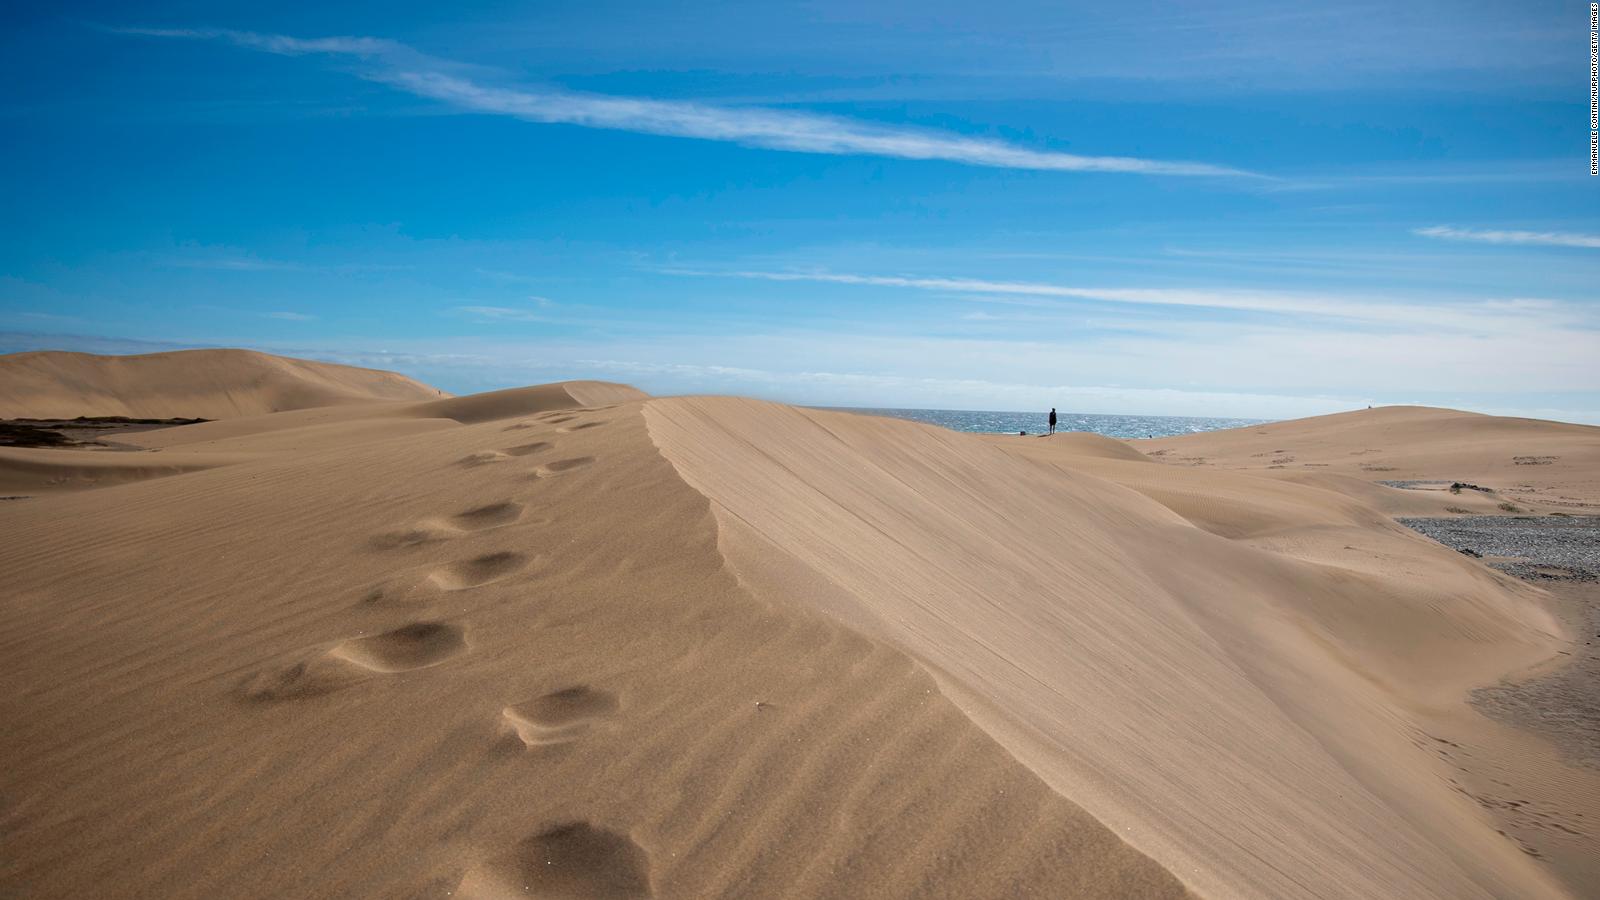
[645,396,1569,900]
[0,349,447,419]
[0,391,1188,898]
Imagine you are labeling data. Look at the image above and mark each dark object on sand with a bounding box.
[0,416,209,449]
[1048,407,1057,435]
[0,422,76,448]
[16,415,209,426]
[1449,482,1492,494]
[1019,430,1027,436]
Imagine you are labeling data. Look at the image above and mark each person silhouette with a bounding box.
[1047,407,1057,435]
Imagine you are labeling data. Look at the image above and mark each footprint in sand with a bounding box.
[557,421,608,433]
[369,524,457,550]
[455,822,652,899]
[371,501,526,549]
[542,415,577,424]
[429,551,529,591]
[237,659,354,703]
[331,621,466,673]
[503,686,620,747]
[502,422,534,432]
[453,500,525,530]
[504,441,553,457]
[458,450,510,468]
[532,457,595,478]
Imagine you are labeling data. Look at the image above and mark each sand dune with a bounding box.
[0,380,647,495]
[0,445,247,495]
[0,349,447,419]
[649,398,1581,899]
[2,375,1594,898]
[0,381,1182,898]
[409,381,647,425]
[1140,405,1600,512]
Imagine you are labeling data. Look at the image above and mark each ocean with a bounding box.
[825,407,1265,439]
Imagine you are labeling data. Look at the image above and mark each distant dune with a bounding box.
[1140,404,1600,513]
[1,364,1595,899]
[0,348,448,419]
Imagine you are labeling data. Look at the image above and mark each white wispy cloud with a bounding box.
[266,311,316,321]
[452,297,562,322]
[164,252,411,273]
[169,255,305,271]
[669,267,1592,333]
[1414,225,1600,249]
[455,305,547,322]
[116,27,1254,178]
[109,27,404,57]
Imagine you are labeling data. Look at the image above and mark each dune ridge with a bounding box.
[0,384,1187,898]
[644,396,1574,899]
[0,349,448,419]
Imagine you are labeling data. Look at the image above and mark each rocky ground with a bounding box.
[1396,516,1600,582]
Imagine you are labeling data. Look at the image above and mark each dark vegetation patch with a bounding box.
[0,417,208,448]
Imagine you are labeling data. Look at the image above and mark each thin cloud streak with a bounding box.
[109,27,403,57]
[674,267,1592,333]
[118,27,1255,178]
[1414,225,1600,249]
[454,305,547,322]
[170,256,305,271]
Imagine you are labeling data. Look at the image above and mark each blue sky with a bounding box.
[2,1,1597,421]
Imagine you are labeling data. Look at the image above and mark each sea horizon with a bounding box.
[823,405,1266,439]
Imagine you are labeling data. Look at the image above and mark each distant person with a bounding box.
[1047,407,1057,435]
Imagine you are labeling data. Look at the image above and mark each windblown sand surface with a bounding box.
[1138,405,1600,513]
[0,348,445,419]
[2,358,1596,899]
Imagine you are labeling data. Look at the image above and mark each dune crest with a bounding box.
[408,382,644,425]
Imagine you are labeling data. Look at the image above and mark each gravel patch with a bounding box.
[1395,516,1600,582]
